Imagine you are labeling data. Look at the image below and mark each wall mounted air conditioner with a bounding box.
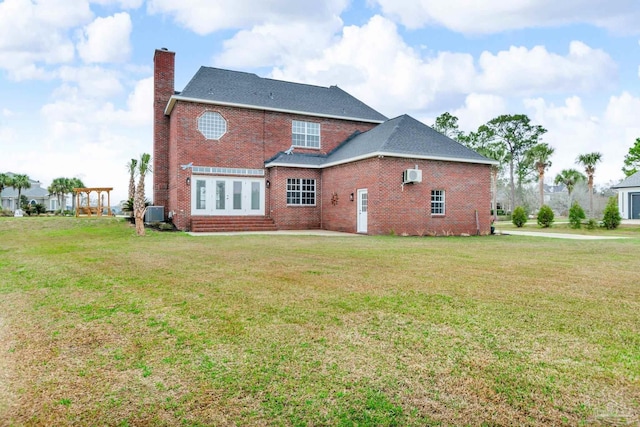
[403,169,422,184]
[145,206,164,223]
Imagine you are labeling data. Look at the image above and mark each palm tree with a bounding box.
[10,174,31,212]
[47,177,69,214]
[576,152,602,216]
[0,173,11,199]
[134,153,152,236]
[126,158,138,202]
[68,177,85,212]
[554,169,585,208]
[527,143,555,209]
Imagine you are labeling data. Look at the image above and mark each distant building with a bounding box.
[1,173,58,212]
[612,172,640,219]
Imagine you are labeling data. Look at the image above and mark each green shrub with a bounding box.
[568,201,586,229]
[537,205,554,228]
[601,196,621,230]
[585,218,598,230]
[512,206,527,228]
[34,203,46,215]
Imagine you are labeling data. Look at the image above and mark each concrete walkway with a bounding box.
[495,230,629,240]
[187,229,363,237]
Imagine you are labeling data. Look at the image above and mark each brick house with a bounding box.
[153,48,496,235]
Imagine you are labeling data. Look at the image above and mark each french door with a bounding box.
[192,177,265,216]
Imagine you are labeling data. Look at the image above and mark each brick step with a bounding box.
[191,216,277,233]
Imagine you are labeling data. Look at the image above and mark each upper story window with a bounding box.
[198,112,227,140]
[292,120,320,148]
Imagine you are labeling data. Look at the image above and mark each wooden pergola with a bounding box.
[73,187,113,217]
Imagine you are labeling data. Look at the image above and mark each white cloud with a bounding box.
[147,0,348,35]
[2,108,14,118]
[452,94,508,131]
[260,16,616,118]
[215,18,343,69]
[56,66,124,98]
[0,0,93,79]
[523,95,633,185]
[91,0,144,8]
[604,92,640,131]
[373,0,640,34]
[477,41,617,95]
[269,15,476,117]
[77,12,133,63]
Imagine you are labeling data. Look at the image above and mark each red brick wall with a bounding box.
[321,158,379,233]
[321,157,492,235]
[267,167,322,229]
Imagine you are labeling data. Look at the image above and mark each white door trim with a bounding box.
[357,188,368,233]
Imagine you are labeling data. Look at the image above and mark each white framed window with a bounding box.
[287,178,316,206]
[292,120,320,148]
[198,112,227,140]
[431,190,445,215]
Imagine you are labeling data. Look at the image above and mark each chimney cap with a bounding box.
[161,47,168,51]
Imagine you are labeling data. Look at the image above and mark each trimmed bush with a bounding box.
[568,201,586,229]
[585,218,598,230]
[537,205,554,228]
[512,206,527,228]
[602,196,621,230]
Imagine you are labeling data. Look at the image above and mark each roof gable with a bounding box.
[612,171,640,189]
[170,67,387,123]
[265,115,497,168]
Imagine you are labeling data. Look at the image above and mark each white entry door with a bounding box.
[192,177,265,216]
[357,188,368,233]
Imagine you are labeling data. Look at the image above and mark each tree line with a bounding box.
[432,112,609,216]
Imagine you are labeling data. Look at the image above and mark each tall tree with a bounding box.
[463,125,505,220]
[485,114,547,210]
[432,112,462,140]
[526,143,555,209]
[134,153,152,236]
[68,177,85,211]
[47,177,69,214]
[554,169,585,207]
[576,152,602,215]
[622,137,640,177]
[0,173,12,199]
[126,158,138,201]
[10,174,31,212]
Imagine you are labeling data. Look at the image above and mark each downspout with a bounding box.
[319,170,323,230]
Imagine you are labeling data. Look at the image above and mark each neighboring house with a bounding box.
[153,48,496,235]
[612,171,640,219]
[0,173,58,212]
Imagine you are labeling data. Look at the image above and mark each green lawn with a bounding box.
[0,217,638,426]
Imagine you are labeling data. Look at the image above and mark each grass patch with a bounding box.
[0,217,638,425]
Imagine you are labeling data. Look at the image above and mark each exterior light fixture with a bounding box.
[266,180,270,188]
[186,177,191,186]
[350,192,354,201]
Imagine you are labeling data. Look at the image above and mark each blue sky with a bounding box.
[1,0,639,202]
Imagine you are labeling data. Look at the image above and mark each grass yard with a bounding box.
[0,217,638,426]
[495,218,640,237]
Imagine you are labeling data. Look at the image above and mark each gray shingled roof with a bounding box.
[0,173,49,198]
[612,171,640,188]
[266,115,496,168]
[171,67,387,123]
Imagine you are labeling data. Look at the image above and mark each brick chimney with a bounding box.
[153,48,175,214]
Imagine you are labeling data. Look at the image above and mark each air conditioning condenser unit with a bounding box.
[403,169,422,184]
